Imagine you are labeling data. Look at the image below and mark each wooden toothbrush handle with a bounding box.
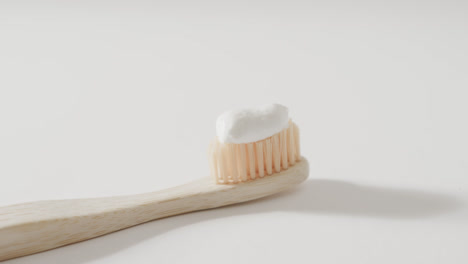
[0,177,220,261]
[0,159,309,261]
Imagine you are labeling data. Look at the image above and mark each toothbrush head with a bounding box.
[209,104,301,184]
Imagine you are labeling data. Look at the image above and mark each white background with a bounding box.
[1,1,468,263]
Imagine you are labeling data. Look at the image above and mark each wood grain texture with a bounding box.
[0,158,309,261]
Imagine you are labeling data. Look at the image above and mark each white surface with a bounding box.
[216,103,289,143]
[1,1,468,263]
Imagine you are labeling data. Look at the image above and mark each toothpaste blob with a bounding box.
[216,103,289,144]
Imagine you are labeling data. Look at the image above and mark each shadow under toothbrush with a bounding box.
[6,179,464,264]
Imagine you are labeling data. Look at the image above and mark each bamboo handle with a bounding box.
[0,159,309,261]
[0,177,219,261]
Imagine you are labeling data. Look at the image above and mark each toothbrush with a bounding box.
[0,104,309,261]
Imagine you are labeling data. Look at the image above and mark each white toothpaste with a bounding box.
[216,103,289,144]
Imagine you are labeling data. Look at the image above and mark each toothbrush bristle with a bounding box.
[209,120,301,184]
